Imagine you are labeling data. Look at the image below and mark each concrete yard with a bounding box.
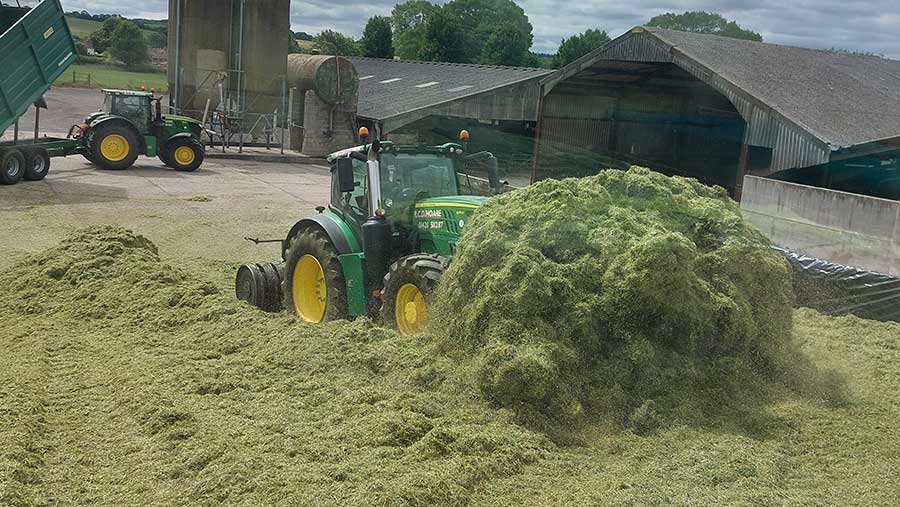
[6,87,109,137]
[0,154,331,286]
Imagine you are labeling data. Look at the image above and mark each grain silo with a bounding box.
[169,0,289,139]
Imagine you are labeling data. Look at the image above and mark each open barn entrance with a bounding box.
[534,62,765,197]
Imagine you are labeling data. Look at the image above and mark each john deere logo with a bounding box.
[43,26,54,39]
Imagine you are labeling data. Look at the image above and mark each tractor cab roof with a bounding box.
[326,142,465,163]
[101,89,153,97]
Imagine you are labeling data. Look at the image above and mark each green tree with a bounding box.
[361,16,394,59]
[828,47,884,58]
[288,31,302,54]
[314,30,361,57]
[392,0,437,60]
[647,11,762,42]
[420,9,466,63]
[145,31,166,49]
[89,16,127,54]
[444,0,532,63]
[553,29,610,68]
[109,20,148,68]
[480,22,530,66]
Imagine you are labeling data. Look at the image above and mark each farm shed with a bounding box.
[349,57,552,176]
[534,27,900,200]
[349,57,551,135]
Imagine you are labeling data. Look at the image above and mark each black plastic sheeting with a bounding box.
[778,248,900,323]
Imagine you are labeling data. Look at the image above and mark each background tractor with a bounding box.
[71,89,205,172]
[237,128,506,335]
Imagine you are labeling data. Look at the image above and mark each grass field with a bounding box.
[65,16,159,41]
[55,63,168,93]
[0,225,898,506]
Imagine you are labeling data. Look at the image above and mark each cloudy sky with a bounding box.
[57,0,900,58]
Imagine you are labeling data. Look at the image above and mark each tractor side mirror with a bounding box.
[336,158,355,193]
[154,98,162,122]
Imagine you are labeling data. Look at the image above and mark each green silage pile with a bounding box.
[432,167,832,434]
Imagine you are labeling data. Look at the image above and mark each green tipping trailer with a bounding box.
[0,0,77,184]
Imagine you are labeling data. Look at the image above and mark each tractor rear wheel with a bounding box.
[167,138,204,172]
[282,228,348,323]
[90,123,139,170]
[0,149,25,185]
[23,148,50,181]
[380,254,446,336]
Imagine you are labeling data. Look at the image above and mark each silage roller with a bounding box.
[235,261,285,312]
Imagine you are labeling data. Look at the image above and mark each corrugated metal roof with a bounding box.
[349,57,552,122]
[548,27,900,165]
[648,27,900,150]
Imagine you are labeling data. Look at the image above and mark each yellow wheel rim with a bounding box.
[395,283,427,335]
[292,254,327,323]
[173,145,195,166]
[100,134,129,162]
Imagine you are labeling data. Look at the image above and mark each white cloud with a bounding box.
[60,0,900,57]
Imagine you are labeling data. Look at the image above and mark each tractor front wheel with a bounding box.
[158,147,173,168]
[90,123,139,170]
[282,228,348,323]
[380,254,446,336]
[166,139,204,172]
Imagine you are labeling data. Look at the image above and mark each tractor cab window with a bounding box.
[378,153,458,208]
[101,93,114,113]
[114,95,150,131]
[333,157,369,220]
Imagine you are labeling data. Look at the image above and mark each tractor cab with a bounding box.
[96,89,160,135]
[326,130,505,242]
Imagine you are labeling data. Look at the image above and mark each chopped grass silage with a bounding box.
[0,226,550,506]
[1,208,898,503]
[431,167,844,437]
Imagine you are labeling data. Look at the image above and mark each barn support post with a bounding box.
[529,85,546,184]
[735,143,749,201]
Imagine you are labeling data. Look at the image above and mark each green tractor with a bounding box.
[70,89,205,172]
[237,129,506,335]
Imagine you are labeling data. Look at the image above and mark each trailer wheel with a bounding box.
[23,149,50,181]
[380,254,447,336]
[90,122,139,170]
[0,149,25,185]
[167,138,204,172]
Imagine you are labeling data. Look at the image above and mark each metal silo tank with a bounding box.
[232,0,290,136]
[168,0,233,116]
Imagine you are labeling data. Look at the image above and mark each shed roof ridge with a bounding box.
[348,56,551,73]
